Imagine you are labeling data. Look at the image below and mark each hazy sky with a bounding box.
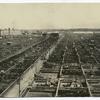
[0,3,100,29]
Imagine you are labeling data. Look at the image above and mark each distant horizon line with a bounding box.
[1,27,100,30]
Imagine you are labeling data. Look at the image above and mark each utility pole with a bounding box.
[18,73,21,97]
[8,28,10,36]
[19,77,20,97]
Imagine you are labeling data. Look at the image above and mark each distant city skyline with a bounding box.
[0,3,100,29]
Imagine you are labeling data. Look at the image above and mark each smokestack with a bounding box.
[0,29,2,37]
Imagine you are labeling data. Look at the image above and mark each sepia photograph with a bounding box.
[0,3,100,98]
